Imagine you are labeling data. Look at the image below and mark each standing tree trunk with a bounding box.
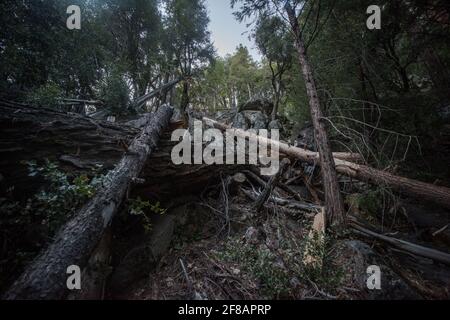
[271,81,281,122]
[285,3,345,227]
[269,61,284,121]
[180,80,190,112]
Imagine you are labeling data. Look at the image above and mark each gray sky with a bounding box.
[205,0,261,60]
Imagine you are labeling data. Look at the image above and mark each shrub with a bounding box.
[128,197,166,233]
[27,82,62,109]
[216,239,290,298]
[99,68,131,115]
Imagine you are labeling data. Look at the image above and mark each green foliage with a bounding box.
[216,239,290,298]
[299,232,344,292]
[128,197,166,233]
[27,83,63,109]
[191,45,268,112]
[99,67,131,115]
[355,190,383,217]
[101,0,163,99]
[165,0,214,110]
[25,160,103,233]
[231,0,450,182]
[215,221,345,298]
[0,160,105,290]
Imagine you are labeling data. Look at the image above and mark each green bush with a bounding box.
[216,239,290,298]
[99,68,130,115]
[128,197,166,233]
[27,82,62,109]
[25,160,105,233]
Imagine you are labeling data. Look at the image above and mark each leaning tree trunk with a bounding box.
[3,105,174,300]
[285,4,345,227]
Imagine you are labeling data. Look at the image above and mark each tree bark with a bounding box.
[286,4,345,226]
[180,80,190,112]
[0,102,248,202]
[0,101,139,199]
[3,105,173,300]
[352,222,450,266]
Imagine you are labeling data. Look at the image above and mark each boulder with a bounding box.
[337,240,421,300]
[247,112,269,130]
[291,125,316,150]
[232,112,250,130]
[245,227,260,245]
[437,103,450,122]
[268,119,283,131]
[109,215,175,293]
[238,98,273,115]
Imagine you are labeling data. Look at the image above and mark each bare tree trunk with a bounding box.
[285,4,345,227]
[3,105,174,300]
[180,81,190,112]
[269,61,284,121]
[271,88,281,122]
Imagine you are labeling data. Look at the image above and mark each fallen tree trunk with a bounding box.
[61,99,105,106]
[242,188,321,212]
[351,222,450,266]
[133,78,182,109]
[0,101,140,198]
[0,102,244,201]
[204,118,450,209]
[136,133,252,201]
[4,105,173,300]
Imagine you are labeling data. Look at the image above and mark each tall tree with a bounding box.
[102,0,163,99]
[232,0,346,227]
[254,15,293,120]
[228,45,260,110]
[165,0,214,112]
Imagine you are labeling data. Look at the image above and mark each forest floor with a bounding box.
[100,109,450,301]
[108,173,450,300]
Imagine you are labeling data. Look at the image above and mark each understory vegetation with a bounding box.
[0,161,105,290]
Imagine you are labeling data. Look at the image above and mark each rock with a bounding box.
[297,126,316,150]
[149,215,176,258]
[109,215,175,293]
[245,227,260,245]
[337,240,421,300]
[247,112,268,130]
[238,98,273,115]
[232,112,250,130]
[437,103,450,122]
[171,108,184,121]
[268,119,283,131]
[290,123,315,150]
